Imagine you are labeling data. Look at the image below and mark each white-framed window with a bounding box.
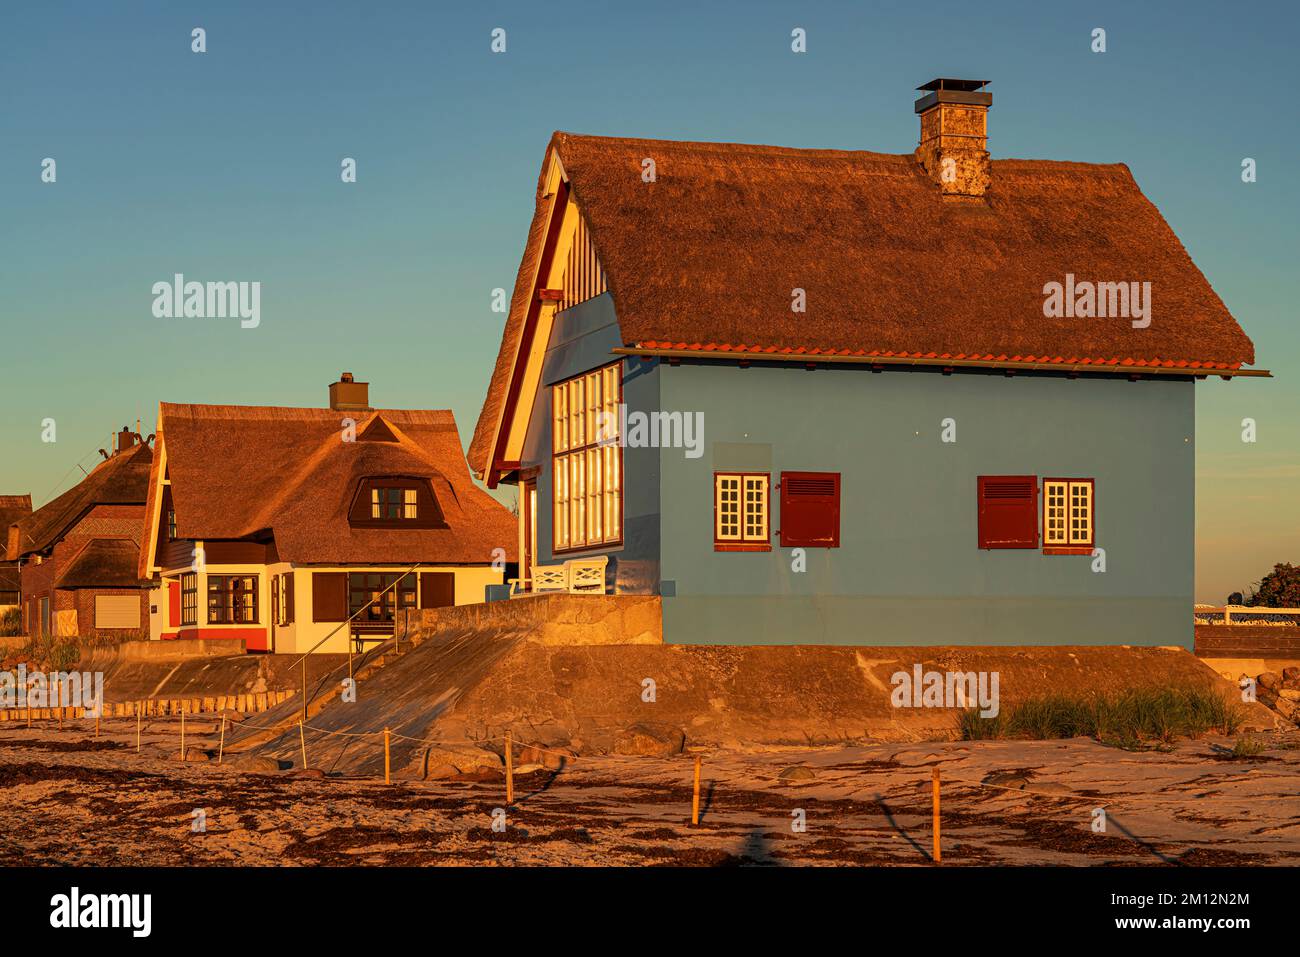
[1043,478,1094,548]
[553,363,622,552]
[714,473,769,550]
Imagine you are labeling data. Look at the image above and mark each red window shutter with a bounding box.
[779,471,840,547]
[285,574,295,624]
[312,572,349,622]
[978,475,1038,549]
[419,572,456,609]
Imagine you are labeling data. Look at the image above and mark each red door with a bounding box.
[166,582,181,638]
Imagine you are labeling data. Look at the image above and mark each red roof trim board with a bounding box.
[486,178,571,487]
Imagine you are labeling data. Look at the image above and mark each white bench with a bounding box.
[565,557,608,594]
[510,558,609,596]
[533,565,569,593]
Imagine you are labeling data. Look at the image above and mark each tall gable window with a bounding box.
[552,362,622,552]
[715,473,770,551]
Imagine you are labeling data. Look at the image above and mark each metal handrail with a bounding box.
[287,564,422,719]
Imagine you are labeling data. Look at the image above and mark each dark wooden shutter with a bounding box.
[419,572,456,609]
[779,471,841,547]
[978,475,1039,548]
[284,573,295,624]
[312,572,348,622]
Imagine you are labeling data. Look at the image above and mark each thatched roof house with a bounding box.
[462,78,1265,649]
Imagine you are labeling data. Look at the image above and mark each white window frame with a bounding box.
[1043,478,1094,548]
[715,472,769,549]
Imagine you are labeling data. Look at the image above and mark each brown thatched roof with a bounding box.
[55,538,147,589]
[469,131,1257,477]
[0,494,31,532]
[9,445,151,560]
[143,403,516,574]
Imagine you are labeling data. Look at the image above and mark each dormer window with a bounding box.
[349,477,446,529]
[371,487,418,520]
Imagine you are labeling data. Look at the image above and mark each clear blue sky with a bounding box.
[1,0,1296,603]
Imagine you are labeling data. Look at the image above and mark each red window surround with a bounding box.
[779,471,840,548]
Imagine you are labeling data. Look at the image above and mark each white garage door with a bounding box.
[95,595,140,629]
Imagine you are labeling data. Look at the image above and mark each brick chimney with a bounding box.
[914,78,991,197]
[328,372,371,411]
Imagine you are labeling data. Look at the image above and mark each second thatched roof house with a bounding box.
[139,374,516,653]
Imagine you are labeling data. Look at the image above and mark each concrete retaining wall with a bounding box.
[399,594,662,647]
[1194,625,1300,660]
[76,649,349,704]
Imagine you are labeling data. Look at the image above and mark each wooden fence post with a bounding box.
[218,716,227,765]
[299,720,308,770]
[136,707,141,753]
[691,755,702,826]
[932,766,942,864]
[180,709,186,761]
[505,730,514,805]
[384,727,391,784]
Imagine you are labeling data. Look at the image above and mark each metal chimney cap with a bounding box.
[916,78,990,93]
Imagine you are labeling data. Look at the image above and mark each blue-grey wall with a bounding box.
[521,294,661,592]
[657,362,1195,648]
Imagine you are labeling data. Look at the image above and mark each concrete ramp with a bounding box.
[242,597,1277,777]
[237,623,533,775]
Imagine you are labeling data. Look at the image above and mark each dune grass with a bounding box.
[0,607,20,637]
[1229,737,1267,759]
[959,685,1244,748]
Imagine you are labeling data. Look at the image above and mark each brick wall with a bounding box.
[18,503,147,638]
[1194,625,1300,659]
[73,588,150,639]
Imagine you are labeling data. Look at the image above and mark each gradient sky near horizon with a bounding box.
[1,0,1296,604]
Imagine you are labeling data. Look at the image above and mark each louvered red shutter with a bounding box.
[978,475,1038,548]
[779,471,841,547]
[284,573,295,624]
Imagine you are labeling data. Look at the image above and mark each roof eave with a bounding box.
[612,346,1271,379]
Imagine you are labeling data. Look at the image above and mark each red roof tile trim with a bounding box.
[636,341,1242,369]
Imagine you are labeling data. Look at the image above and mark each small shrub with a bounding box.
[1230,737,1267,759]
[0,607,22,636]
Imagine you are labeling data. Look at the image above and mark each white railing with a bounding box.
[1195,605,1300,625]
